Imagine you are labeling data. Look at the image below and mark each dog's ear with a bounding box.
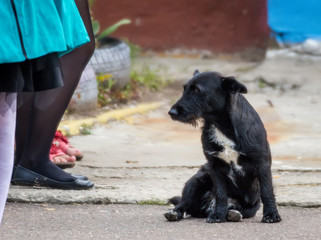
[222,76,247,94]
[193,69,200,76]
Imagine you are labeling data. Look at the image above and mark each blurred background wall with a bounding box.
[91,0,269,61]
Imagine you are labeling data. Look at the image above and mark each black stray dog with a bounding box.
[164,70,281,223]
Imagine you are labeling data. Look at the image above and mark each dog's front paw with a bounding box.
[206,213,226,223]
[262,211,282,223]
[164,210,181,222]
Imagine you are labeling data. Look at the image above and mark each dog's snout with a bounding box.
[168,108,178,117]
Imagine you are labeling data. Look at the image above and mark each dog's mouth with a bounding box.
[184,116,200,127]
[174,115,198,126]
[168,108,199,126]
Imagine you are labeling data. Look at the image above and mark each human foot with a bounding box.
[54,131,83,160]
[25,161,76,182]
[57,140,83,160]
[50,142,76,168]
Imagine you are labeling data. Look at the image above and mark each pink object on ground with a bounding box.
[54,131,83,160]
[49,140,76,169]
[57,139,83,161]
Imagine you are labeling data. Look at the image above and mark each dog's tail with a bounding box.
[168,196,181,206]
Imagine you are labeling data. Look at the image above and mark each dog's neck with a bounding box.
[203,110,236,142]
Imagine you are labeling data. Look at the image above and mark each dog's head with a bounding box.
[168,70,247,125]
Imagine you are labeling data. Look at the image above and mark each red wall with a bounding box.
[92,0,269,60]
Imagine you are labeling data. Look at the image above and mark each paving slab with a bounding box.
[8,52,321,208]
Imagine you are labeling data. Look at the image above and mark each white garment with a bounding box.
[0,93,16,225]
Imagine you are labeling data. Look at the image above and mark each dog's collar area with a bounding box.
[208,125,240,164]
[209,125,235,148]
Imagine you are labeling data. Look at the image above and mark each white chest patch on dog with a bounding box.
[209,125,240,164]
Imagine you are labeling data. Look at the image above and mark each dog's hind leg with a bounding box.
[226,199,243,222]
[164,196,185,221]
[164,166,212,221]
[164,201,185,221]
[227,210,242,222]
[225,197,260,222]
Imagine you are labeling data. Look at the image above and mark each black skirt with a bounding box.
[0,53,64,92]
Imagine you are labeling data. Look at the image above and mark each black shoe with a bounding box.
[71,174,88,180]
[11,165,94,190]
[12,166,89,181]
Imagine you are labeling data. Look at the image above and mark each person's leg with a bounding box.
[14,92,34,166]
[15,0,95,182]
[0,93,16,225]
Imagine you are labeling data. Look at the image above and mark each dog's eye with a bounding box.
[192,85,200,93]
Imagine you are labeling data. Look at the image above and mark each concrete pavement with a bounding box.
[7,51,321,208]
[1,204,320,240]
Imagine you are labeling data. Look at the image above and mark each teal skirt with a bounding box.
[0,0,90,92]
[0,0,90,64]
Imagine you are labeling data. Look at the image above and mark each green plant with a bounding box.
[256,76,276,89]
[131,67,168,91]
[137,199,168,205]
[92,19,132,40]
[97,74,115,106]
[79,123,92,135]
[97,67,171,107]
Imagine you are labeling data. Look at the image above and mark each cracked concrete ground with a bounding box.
[8,51,321,208]
[1,204,320,240]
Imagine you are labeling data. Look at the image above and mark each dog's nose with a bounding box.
[168,108,178,117]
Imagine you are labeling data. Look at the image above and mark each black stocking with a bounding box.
[15,0,95,182]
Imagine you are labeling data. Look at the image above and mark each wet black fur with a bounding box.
[166,70,281,223]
